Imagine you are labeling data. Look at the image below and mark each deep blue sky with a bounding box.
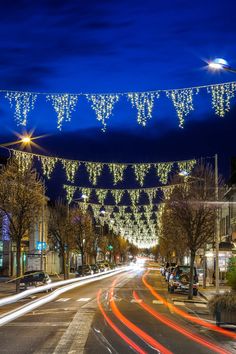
[0,0,236,185]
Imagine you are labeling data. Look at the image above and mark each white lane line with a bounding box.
[76,298,91,302]
[152,300,164,304]
[56,298,70,302]
[195,303,207,308]
[173,301,185,306]
[131,299,143,303]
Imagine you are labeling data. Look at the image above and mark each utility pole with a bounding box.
[215,154,220,294]
[40,201,45,270]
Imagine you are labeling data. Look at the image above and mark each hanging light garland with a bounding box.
[38,155,58,179]
[61,159,80,183]
[133,164,151,186]
[95,189,108,205]
[166,88,199,128]
[108,163,126,185]
[85,162,103,185]
[64,185,77,204]
[6,92,37,126]
[46,94,78,130]
[12,149,34,172]
[207,82,236,117]
[86,94,119,132]
[111,189,125,205]
[128,92,159,126]
[156,162,173,184]
[177,159,196,175]
[128,189,141,205]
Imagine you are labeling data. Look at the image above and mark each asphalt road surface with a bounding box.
[0,263,235,354]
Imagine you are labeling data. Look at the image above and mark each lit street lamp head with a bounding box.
[208,58,236,73]
[21,136,31,144]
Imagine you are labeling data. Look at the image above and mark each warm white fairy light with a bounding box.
[162,186,175,200]
[6,92,37,126]
[61,159,80,183]
[38,156,58,179]
[111,190,125,205]
[207,82,236,117]
[156,162,173,184]
[146,189,157,204]
[95,189,108,205]
[47,94,78,130]
[177,159,196,175]
[128,92,159,126]
[12,150,34,172]
[86,94,119,132]
[63,185,77,204]
[85,162,103,185]
[79,188,92,201]
[133,164,151,186]
[166,88,198,128]
[128,189,140,205]
[108,164,126,184]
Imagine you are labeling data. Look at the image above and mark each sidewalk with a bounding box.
[199,285,231,301]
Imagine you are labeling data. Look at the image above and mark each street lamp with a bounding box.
[208,58,236,73]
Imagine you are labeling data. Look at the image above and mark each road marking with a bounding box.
[56,298,70,302]
[53,309,95,354]
[152,300,164,304]
[131,299,143,303]
[195,303,207,308]
[173,301,185,306]
[76,297,91,302]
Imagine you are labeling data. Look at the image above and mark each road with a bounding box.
[0,263,235,353]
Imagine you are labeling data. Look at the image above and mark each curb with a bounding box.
[199,291,209,302]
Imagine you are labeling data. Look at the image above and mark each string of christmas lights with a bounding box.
[1,81,235,129]
[10,149,197,185]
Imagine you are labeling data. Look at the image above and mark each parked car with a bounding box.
[76,265,93,277]
[165,266,176,282]
[168,265,199,296]
[19,270,52,291]
[90,264,100,274]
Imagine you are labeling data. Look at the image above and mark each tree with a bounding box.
[161,164,220,299]
[70,206,93,265]
[48,200,73,279]
[0,160,45,291]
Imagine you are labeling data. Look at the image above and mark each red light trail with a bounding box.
[142,270,236,340]
[133,291,231,354]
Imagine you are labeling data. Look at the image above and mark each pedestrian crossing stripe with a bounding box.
[194,303,207,308]
[131,299,143,303]
[56,298,70,302]
[173,301,185,306]
[76,298,91,302]
[152,300,164,304]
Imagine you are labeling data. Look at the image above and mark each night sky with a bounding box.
[0,0,236,196]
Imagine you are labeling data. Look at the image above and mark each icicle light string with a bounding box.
[10,149,197,186]
[1,80,236,128]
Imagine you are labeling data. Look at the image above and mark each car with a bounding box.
[19,270,52,291]
[168,265,199,296]
[90,264,100,274]
[76,265,93,277]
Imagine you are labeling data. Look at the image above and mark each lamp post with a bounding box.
[208,58,236,74]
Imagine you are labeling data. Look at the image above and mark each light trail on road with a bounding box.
[109,276,173,354]
[142,270,236,340]
[97,289,147,354]
[133,291,231,354]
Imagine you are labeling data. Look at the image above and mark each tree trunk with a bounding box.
[81,250,84,266]
[188,249,196,300]
[62,252,68,280]
[16,239,22,293]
